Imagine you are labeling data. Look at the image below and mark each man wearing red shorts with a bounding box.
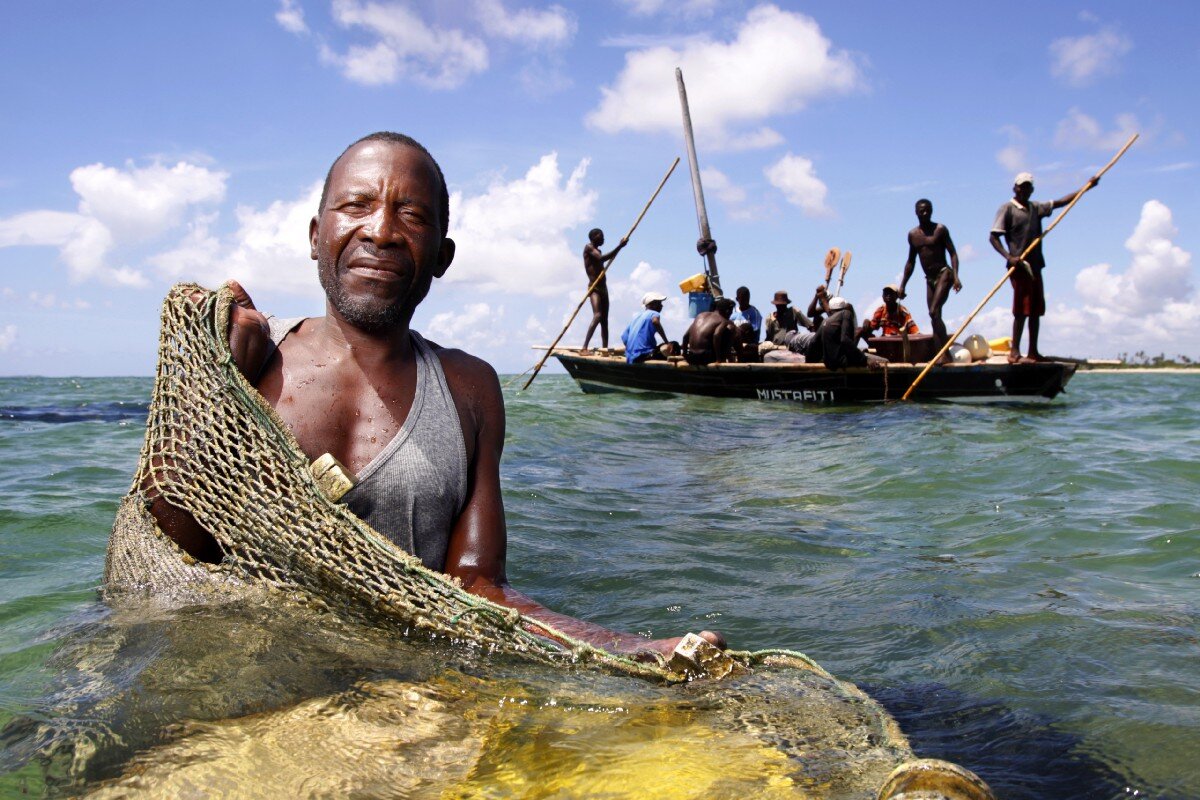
[989,172,1096,363]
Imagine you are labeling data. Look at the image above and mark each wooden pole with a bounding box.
[521,157,681,391]
[900,133,1138,401]
[676,68,722,297]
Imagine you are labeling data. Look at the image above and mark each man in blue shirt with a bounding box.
[621,291,672,363]
[729,286,762,343]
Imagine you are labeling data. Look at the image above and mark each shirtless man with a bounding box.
[582,228,627,352]
[142,132,718,658]
[898,199,960,350]
[682,297,738,365]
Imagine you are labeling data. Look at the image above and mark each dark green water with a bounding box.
[1,373,1197,798]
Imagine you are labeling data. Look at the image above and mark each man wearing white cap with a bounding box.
[990,171,1097,363]
[620,291,674,363]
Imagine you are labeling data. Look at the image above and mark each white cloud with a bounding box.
[701,168,745,206]
[996,124,1027,173]
[0,324,16,352]
[1049,27,1131,87]
[0,209,137,286]
[619,0,718,17]
[157,185,322,296]
[320,0,489,88]
[764,153,830,218]
[70,160,227,242]
[446,153,596,297]
[702,167,765,222]
[276,0,308,34]
[1043,200,1196,356]
[0,158,224,288]
[424,301,507,353]
[587,4,862,150]
[474,0,574,46]
[1075,200,1191,316]
[1055,108,1140,151]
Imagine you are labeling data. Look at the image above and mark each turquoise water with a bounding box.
[1,373,1197,798]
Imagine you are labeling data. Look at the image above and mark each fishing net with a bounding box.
[102,283,992,799]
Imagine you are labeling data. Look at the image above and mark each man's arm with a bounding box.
[441,357,719,657]
[652,314,669,346]
[899,237,918,299]
[943,226,961,292]
[600,237,629,264]
[989,231,1019,267]
[1052,176,1099,209]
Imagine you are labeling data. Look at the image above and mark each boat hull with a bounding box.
[552,353,1076,404]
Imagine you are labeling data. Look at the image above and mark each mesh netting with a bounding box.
[90,284,1012,797]
[102,282,897,698]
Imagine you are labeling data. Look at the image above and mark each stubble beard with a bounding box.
[318,257,422,334]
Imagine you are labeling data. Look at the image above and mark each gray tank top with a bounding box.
[268,318,468,572]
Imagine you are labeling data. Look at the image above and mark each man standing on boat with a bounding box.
[898,199,960,350]
[990,172,1097,363]
[682,297,738,365]
[764,290,814,345]
[620,291,675,363]
[581,228,627,353]
[126,132,719,658]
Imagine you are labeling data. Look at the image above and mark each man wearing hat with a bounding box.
[990,171,1098,363]
[860,284,919,341]
[620,291,675,363]
[763,290,813,345]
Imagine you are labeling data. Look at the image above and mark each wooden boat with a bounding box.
[547,348,1076,404]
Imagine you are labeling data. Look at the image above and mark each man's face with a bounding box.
[915,202,932,222]
[736,289,750,307]
[310,141,455,333]
[590,230,604,247]
[1014,182,1033,203]
[882,289,898,306]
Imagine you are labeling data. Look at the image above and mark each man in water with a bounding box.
[682,297,738,365]
[620,291,675,363]
[860,284,919,342]
[898,199,960,350]
[989,172,1097,363]
[581,228,627,352]
[142,132,718,657]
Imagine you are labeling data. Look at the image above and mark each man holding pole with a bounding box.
[990,172,1097,363]
[581,228,628,353]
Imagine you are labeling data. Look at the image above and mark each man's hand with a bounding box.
[620,629,727,661]
[226,281,271,382]
[953,276,963,293]
[897,286,907,300]
[619,236,629,248]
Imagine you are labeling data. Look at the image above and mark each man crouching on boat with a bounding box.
[137,131,722,659]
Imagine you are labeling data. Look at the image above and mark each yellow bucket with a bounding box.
[987,336,1012,353]
[678,273,708,293]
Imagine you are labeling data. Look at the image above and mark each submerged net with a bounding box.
[100,284,996,797]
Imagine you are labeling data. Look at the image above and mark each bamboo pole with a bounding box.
[521,157,681,391]
[900,133,1138,401]
[676,68,722,297]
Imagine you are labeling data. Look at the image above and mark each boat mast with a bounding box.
[675,67,723,298]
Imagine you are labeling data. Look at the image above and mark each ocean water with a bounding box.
[0,372,1197,798]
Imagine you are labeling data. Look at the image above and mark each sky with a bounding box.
[1,1,1197,375]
